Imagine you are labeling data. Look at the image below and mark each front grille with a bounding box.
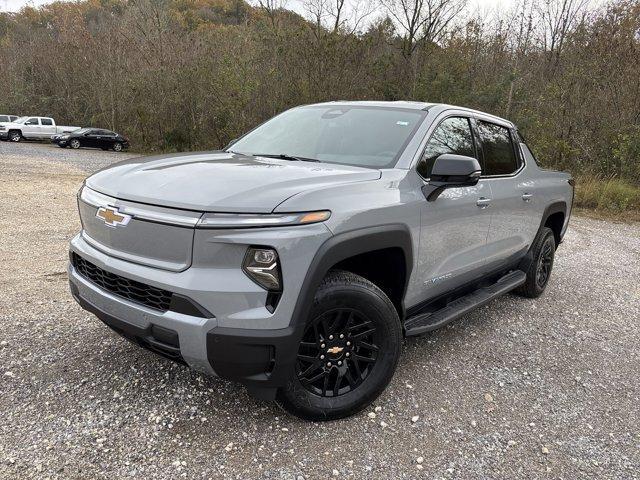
[72,253,172,312]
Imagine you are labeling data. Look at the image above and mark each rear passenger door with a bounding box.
[416,115,493,300]
[40,118,56,137]
[474,118,532,272]
[96,129,115,148]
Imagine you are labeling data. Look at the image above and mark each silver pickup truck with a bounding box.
[68,101,574,420]
[0,116,80,142]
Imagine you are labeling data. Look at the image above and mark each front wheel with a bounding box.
[277,270,402,421]
[516,227,556,298]
[69,139,81,149]
[112,142,123,152]
[8,130,21,142]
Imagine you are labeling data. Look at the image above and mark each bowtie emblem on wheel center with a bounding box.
[327,346,344,355]
[96,206,132,228]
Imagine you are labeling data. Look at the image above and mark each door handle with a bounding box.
[522,193,533,202]
[476,197,492,208]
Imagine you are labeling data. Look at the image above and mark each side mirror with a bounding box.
[225,138,238,150]
[422,154,481,202]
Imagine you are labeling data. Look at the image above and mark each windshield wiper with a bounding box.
[254,153,320,163]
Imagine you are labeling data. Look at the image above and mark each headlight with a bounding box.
[197,210,330,229]
[242,247,281,291]
[60,135,70,140]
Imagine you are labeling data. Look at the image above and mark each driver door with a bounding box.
[23,117,41,137]
[416,115,492,301]
[82,129,99,147]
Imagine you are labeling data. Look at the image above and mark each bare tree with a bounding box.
[537,0,589,71]
[254,0,289,30]
[304,0,374,35]
[379,0,466,58]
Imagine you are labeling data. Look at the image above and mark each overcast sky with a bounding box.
[1,0,511,15]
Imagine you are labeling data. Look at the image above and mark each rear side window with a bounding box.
[41,118,53,126]
[477,121,519,175]
[417,116,475,178]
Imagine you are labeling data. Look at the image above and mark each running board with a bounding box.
[404,270,526,337]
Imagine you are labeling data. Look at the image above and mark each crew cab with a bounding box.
[0,116,80,142]
[68,101,573,420]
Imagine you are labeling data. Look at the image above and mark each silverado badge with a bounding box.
[96,206,131,228]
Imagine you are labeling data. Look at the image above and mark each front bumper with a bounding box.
[68,223,331,398]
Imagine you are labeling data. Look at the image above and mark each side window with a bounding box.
[25,117,40,125]
[417,117,475,178]
[0,116,8,122]
[477,121,519,175]
[41,118,53,126]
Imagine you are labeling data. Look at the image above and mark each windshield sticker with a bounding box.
[396,121,409,126]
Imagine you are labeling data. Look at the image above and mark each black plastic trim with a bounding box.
[291,224,413,326]
[539,201,568,243]
[204,224,414,398]
[70,281,187,366]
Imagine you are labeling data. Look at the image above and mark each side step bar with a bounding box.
[404,270,526,337]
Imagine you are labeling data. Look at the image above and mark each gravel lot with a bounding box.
[1,141,638,479]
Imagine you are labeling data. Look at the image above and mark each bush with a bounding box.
[574,176,640,213]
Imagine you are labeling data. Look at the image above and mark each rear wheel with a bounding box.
[69,139,81,149]
[516,227,555,298]
[8,130,21,142]
[277,270,401,421]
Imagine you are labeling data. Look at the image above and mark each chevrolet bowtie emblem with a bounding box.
[327,346,344,354]
[96,206,132,228]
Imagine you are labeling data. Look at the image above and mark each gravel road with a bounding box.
[1,141,638,479]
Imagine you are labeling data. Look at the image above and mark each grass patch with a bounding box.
[574,176,640,217]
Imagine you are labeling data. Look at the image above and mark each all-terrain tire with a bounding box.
[516,226,556,298]
[276,270,402,421]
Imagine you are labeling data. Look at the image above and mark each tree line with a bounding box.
[0,0,638,183]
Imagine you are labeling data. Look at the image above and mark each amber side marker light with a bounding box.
[299,211,331,224]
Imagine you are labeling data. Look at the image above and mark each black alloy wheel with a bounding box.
[277,270,401,421]
[296,308,380,398]
[516,226,556,298]
[536,237,554,289]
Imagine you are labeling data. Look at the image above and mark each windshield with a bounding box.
[14,117,28,124]
[72,128,90,134]
[230,106,426,169]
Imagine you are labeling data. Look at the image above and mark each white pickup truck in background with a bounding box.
[0,116,80,142]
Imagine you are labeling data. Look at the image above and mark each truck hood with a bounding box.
[86,151,381,213]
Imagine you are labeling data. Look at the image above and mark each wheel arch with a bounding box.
[291,224,413,327]
[540,201,567,246]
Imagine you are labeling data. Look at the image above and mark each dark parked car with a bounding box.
[53,128,129,151]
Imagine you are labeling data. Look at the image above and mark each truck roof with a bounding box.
[308,101,515,127]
